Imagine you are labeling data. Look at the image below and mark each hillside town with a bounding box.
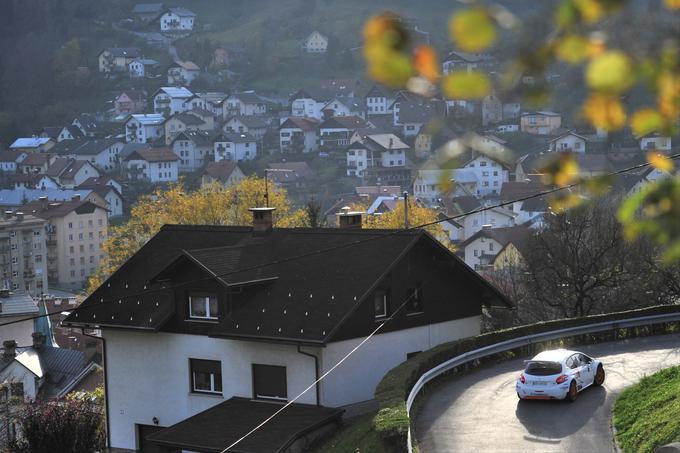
[0,1,679,452]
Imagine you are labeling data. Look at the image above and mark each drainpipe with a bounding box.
[82,328,110,448]
[297,345,320,407]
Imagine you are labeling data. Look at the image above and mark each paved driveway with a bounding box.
[414,334,680,452]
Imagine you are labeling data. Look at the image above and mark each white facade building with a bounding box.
[125,114,165,144]
[159,7,196,31]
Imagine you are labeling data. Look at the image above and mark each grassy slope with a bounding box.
[613,365,680,453]
[312,415,387,453]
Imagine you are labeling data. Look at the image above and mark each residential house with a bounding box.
[223,93,267,117]
[22,198,108,288]
[11,174,60,190]
[57,126,85,142]
[0,293,39,346]
[346,134,409,179]
[213,133,257,162]
[397,99,446,137]
[46,159,101,188]
[49,138,125,171]
[0,332,102,401]
[267,162,315,190]
[302,31,328,53]
[163,113,208,144]
[167,60,201,85]
[549,131,587,153]
[187,108,216,131]
[413,169,478,205]
[0,151,27,173]
[77,178,124,218]
[442,51,495,75]
[114,91,148,116]
[494,119,520,134]
[123,147,179,183]
[414,124,460,157]
[9,138,54,153]
[224,116,267,141]
[0,189,104,212]
[153,87,195,117]
[365,85,394,116]
[158,7,196,31]
[98,48,141,73]
[279,118,319,153]
[169,130,214,171]
[462,225,530,271]
[125,114,165,144]
[39,127,61,142]
[61,211,511,452]
[321,97,366,119]
[461,152,511,196]
[500,178,546,219]
[200,162,245,188]
[132,3,165,22]
[195,92,228,119]
[18,153,52,175]
[481,94,502,126]
[0,212,48,297]
[319,116,371,151]
[129,58,160,78]
[445,196,517,240]
[520,111,562,135]
[611,173,650,197]
[640,134,671,151]
[290,89,334,120]
[72,114,109,139]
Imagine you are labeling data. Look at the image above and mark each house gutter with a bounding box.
[297,345,320,407]
[82,328,110,448]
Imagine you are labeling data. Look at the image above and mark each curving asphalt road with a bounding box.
[414,334,680,453]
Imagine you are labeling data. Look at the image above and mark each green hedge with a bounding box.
[373,304,680,449]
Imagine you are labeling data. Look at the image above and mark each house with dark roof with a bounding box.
[62,209,511,452]
[163,112,208,145]
[77,177,124,218]
[321,97,366,119]
[213,132,257,162]
[49,138,124,171]
[98,48,141,73]
[223,92,267,117]
[10,174,59,190]
[279,117,320,153]
[444,196,517,241]
[46,158,101,188]
[58,125,85,142]
[158,7,196,32]
[169,130,214,171]
[549,131,587,153]
[39,127,62,141]
[365,85,395,116]
[0,333,102,402]
[123,147,179,182]
[200,161,245,188]
[132,3,165,22]
[346,133,409,178]
[114,90,148,116]
[461,225,531,270]
[290,89,336,120]
[72,114,104,138]
[319,116,372,151]
[167,60,201,85]
[397,99,447,137]
[0,150,27,173]
[17,152,53,175]
[224,116,268,141]
[267,162,315,189]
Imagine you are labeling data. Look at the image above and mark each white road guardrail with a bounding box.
[405,311,680,452]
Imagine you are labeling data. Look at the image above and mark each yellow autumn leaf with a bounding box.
[540,153,580,187]
[573,0,605,23]
[586,51,634,93]
[583,93,627,131]
[363,13,408,51]
[548,191,583,213]
[647,151,674,172]
[449,8,497,53]
[665,0,680,8]
[658,73,680,121]
[631,109,664,137]
[556,35,589,64]
[366,47,414,88]
[413,45,440,82]
[442,71,491,99]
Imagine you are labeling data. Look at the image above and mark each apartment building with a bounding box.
[22,198,108,289]
[0,211,48,296]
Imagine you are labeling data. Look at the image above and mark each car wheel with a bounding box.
[594,365,605,386]
[566,380,578,402]
[517,392,523,400]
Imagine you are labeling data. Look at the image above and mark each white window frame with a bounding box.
[189,294,219,320]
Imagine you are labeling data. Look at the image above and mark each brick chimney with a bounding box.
[337,206,363,229]
[32,332,45,349]
[3,340,17,358]
[249,207,276,234]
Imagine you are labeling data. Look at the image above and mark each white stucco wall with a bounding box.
[104,330,318,450]
[318,316,481,407]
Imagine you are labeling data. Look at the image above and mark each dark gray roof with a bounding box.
[0,292,38,317]
[100,48,141,58]
[227,116,268,129]
[146,397,343,453]
[230,92,265,105]
[14,346,89,399]
[216,132,257,144]
[50,138,121,156]
[399,100,446,123]
[172,130,213,146]
[132,3,165,14]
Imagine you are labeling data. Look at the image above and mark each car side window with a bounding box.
[567,355,579,369]
[579,354,591,364]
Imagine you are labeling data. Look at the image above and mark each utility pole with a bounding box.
[263,168,294,208]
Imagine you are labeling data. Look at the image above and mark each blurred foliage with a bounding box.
[362,0,680,260]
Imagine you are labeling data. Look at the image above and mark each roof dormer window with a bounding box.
[188,293,219,320]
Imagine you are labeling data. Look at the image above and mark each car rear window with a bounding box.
[525,361,562,376]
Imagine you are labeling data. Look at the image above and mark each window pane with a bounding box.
[208,296,218,317]
[190,297,207,317]
[374,292,387,317]
[253,364,287,400]
[193,371,211,391]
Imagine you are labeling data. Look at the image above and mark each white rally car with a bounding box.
[516,349,605,402]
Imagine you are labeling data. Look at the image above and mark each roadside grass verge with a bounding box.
[312,414,387,453]
[613,365,680,453]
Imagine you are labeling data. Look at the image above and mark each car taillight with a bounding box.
[519,373,525,384]
[556,374,568,384]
